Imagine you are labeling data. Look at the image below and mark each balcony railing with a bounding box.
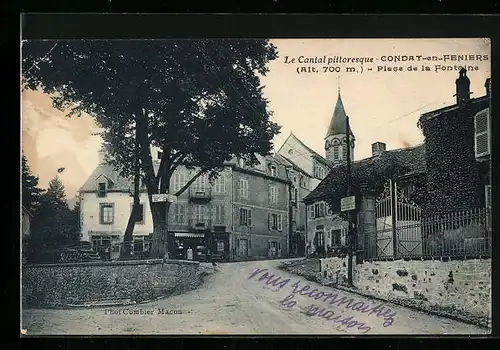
[188,219,213,231]
[188,187,212,202]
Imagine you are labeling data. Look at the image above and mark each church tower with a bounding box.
[324,90,355,165]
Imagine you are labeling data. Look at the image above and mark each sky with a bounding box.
[21,38,491,201]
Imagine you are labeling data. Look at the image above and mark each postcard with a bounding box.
[21,35,491,335]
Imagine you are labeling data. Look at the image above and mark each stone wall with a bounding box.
[22,259,200,308]
[320,257,491,326]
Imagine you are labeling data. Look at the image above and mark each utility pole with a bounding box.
[286,167,293,258]
[346,115,354,287]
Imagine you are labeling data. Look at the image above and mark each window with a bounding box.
[97,182,106,197]
[475,108,490,158]
[315,232,325,248]
[216,241,225,252]
[269,185,278,204]
[157,151,163,160]
[239,208,252,226]
[214,204,225,225]
[314,202,325,218]
[294,188,298,203]
[327,203,333,216]
[269,213,283,231]
[342,145,348,161]
[293,176,297,184]
[195,174,207,191]
[130,203,145,224]
[213,176,225,193]
[333,146,340,161]
[309,205,315,219]
[99,203,114,224]
[173,203,186,223]
[331,229,342,246]
[239,178,249,199]
[238,158,246,168]
[193,205,205,223]
[173,172,186,192]
[271,165,277,177]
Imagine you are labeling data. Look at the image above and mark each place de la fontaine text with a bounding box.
[294,64,482,75]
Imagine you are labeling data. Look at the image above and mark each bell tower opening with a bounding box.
[324,90,355,166]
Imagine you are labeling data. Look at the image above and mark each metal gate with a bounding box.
[375,179,422,259]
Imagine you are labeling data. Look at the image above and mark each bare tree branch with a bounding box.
[174,168,209,197]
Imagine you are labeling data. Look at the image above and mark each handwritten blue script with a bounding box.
[248,268,397,331]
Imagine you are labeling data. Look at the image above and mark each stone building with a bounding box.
[304,70,491,258]
[79,147,290,262]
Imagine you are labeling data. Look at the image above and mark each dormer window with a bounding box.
[271,165,277,177]
[238,158,245,168]
[97,182,107,197]
[157,151,163,160]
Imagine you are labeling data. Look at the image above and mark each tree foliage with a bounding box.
[28,177,80,255]
[22,39,280,256]
[22,153,43,213]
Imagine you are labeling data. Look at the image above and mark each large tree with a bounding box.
[22,40,280,257]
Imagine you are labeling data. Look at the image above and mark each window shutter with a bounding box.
[268,213,272,230]
[278,214,283,231]
[310,205,315,219]
[239,208,244,226]
[99,205,104,224]
[475,109,490,157]
[248,210,252,226]
[320,202,325,217]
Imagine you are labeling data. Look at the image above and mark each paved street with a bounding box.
[22,259,489,335]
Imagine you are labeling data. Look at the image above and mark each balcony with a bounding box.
[188,187,212,203]
[188,219,213,231]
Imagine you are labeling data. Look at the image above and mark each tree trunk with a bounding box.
[121,117,141,259]
[150,201,170,258]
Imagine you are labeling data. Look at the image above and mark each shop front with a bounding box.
[172,232,206,261]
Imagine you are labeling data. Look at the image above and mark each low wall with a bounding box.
[22,259,200,308]
[319,257,491,327]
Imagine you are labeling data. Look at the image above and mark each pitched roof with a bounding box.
[325,92,354,139]
[273,153,311,177]
[79,163,132,192]
[303,144,426,204]
[278,132,331,168]
[419,95,489,124]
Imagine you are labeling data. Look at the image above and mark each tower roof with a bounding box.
[325,92,354,139]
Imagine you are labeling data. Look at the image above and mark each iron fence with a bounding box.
[362,207,491,260]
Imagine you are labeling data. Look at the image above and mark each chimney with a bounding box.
[372,142,386,157]
[455,68,471,105]
[98,147,107,164]
[485,78,491,97]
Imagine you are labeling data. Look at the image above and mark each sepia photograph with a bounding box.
[21,37,491,335]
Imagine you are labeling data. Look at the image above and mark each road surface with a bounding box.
[21,259,489,335]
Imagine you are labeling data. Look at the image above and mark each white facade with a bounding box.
[80,192,154,243]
